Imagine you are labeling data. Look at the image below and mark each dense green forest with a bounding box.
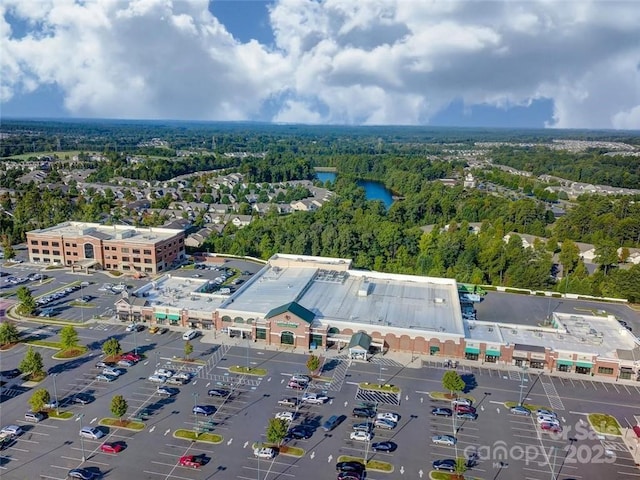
[1,120,639,301]
[489,145,640,189]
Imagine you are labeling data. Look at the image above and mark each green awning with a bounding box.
[430,346,440,352]
[557,360,574,366]
[465,347,480,354]
[155,313,166,319]
[576,361,592,368]
[167,314,180,321]
[485,350,501,357]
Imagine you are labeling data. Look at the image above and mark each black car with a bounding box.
[433,459,456,472]
[287,426,313,440]
[431,407,453,417]
[68,468,98,479]
[72,393,95,405]
[371,441,396,452]
[207,389,229,397]
[336,461,365,473]
[0,368,21,379]
[352,408,376,418]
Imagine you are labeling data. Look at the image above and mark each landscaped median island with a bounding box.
[358,382,400,393]
[174,429,223,444]
[504,401,551,412]
[429,472,483,480]
[588,413,622,436]
[99,418,145,431]
[47,410,74,420]
[337,455,393,473]
[229,365,267,376]
[253,442,304,458]
[429,392,477,404]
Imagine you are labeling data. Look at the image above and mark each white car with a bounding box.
[376,412,400,423]
[102,367,123,377]
[537,415,560,425]
[254,447,276,459]
[432,435,457,446]
[172,371,191,381]
[155,369,174,377]
[148,374,167,383]
[275,412,295,422]
[452,398,473,407]
[182,330,198,341]
[79,426,104,440]
[125,323,138,332]
[0,425,23,436]
[301,392,328,404]
[44,400,59,410]
[350,431,372,442]
[535,409,557,418]
[291,374,311,384]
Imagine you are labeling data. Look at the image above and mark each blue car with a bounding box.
[193,405,216,416]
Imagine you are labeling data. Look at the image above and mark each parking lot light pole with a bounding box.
[518,366,528,406]
[76,413,86,462]
[192,393,199,438]
[133,325,139,355]
[52,373,59,415]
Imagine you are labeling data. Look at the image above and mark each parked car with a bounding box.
[540,422,563,433]
[102,367,123,377]
[0,368,21,379]
[275,411,295,422]
[287,425,313,440]
[278,397,299,408]
[96,373,117,382]
[166,377,187,385]
[455,405,477,414]
[535,409,557,418]
[121,352,141,362]
[79,426,104,440]
[72,393,94,405]
[156,386,179,397]
[182,329,198,341]
[337,473,364,480]
[374,418,396,430]
[452,398,473,407]
[192,405,216,416]
[172,372,191,381]
[100,442,124,453]
[0,425,23,436]
[291,374,311,383]
[254,447,276,459]
[537,415,560,425]
[0,435,15,450]
[43,399,58,410]
[24,411,45,423]
[432,435,457,446]
[323,415,343,432]
[179,454,207,468]
[301,392,328,404]
[376,412,400,423]
[287,380,307,390]
[352,422,373,433]
[117,359,134,368]
[352,408,376,418]
[67,468,98,479]
[207,388,228,397]
[336,461,365,473]
[432,459,456,472]
[155,369,174,377]
[147,374,167,383]
[95,361,113,369]
[350,431,373,442]
[148,326,160,334]
[457,412,478,421]
[371,441,396,452]
[431,407,453,417]
[510,406,532,416]
[126,323,143,332]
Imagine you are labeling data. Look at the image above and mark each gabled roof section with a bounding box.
[348,332,372,351]
[265,301,315,324]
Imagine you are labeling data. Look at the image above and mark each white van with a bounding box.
[182,330,198,341]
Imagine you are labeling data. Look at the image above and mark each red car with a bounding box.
[540,423,563,433]
[100,442,124,454]
[455,405,477,414]
[179,454,207,468]
[121,352,141,362]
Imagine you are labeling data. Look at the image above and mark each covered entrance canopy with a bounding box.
[348,332,372,360]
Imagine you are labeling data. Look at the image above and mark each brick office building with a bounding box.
[26,222,186,274]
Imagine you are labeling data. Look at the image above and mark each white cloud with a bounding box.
[1,0,639,128]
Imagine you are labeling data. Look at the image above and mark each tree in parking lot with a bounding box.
[442,370,465,398]
[266,418,289,446]
[16,286,36,315]
[29,388,50,413]
[306,354,320,375]
[59,325,79,350]
[0,321,20,346]
[110,394,128,424]
[454,457,468,479]
[19,346,45,379]
[102,337,122,358]
[184,341,194,361]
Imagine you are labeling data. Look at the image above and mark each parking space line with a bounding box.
[143,470,195,480]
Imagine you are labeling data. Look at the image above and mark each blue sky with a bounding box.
[1,1,638,129]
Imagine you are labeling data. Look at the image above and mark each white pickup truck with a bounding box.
[277,397,299,407]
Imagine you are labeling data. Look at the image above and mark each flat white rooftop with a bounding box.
[138,275,224,315]
[220,254,464,335]
[30,222,181,244]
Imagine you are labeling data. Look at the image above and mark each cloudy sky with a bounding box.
[1,0,639,129]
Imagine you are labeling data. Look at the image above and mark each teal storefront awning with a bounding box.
[430,346,440,352]
[576,361,592,369]
[485,350,501,357]
[168,314,180,321]
[557,360,574,366]
[155,313,166,319]
[465,347,480,355]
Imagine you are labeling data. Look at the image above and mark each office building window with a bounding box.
[32,249,40,254]
[144,249,152,255]
[52,241,60,247]
[597,367,614,375]
[42,249,50,255]
[42,241,49,246]
[30,240,38,245]
[53,250,60,256]
[121,247,129,253]
[132,249,140,254]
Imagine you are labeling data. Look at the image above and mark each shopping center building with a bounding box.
[115,253,640,381]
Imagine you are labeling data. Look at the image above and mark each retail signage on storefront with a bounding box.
[277,321,299,328]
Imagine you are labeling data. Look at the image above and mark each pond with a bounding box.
[316,171,393,208]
